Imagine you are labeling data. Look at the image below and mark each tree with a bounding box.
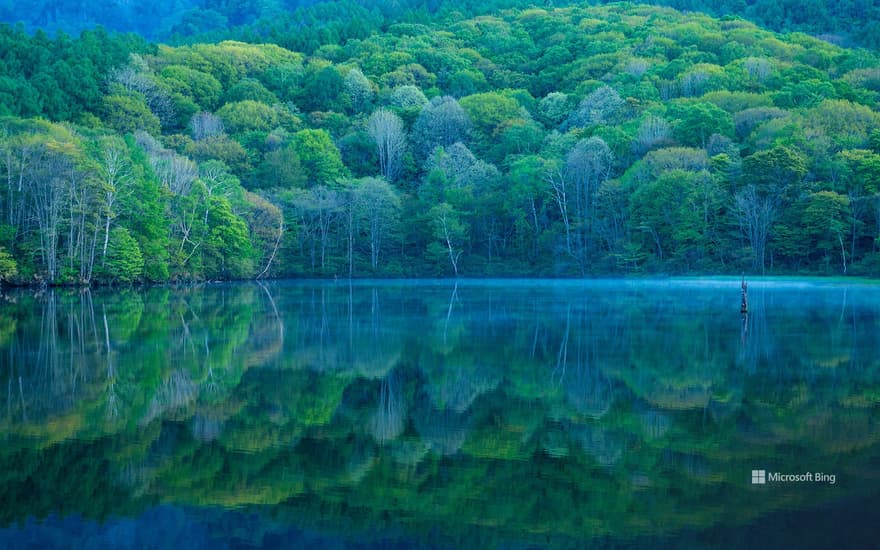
[204,196,254,279]
[243,191,284,278]
[122,140,170,282]
[741,145,807,197]
[459,92,522,140]
[27,144,75,283]
[110,56,176,129]
[300,65,345,112]
[98,139,133,271]
[836,149,880,261]
[366,109,407,182]
[803,191,851,272]
[255,145,307,189]
[355,178,401,271]
[412,96,471,157]
[343,67,373,113]
[805,99,880,150]
[671,102,734,147]
[102,94,161,136]
[100,227,144,283]
[564,85,625,129]
[389,85,428,110]
[537,92,571,128]
[428,203,468,276]
[566,137,613,259]
[733,185,777,274]
[190,112,225,141]
[292,129,347,187]
[288,186,343,272]
[216,100,278,134]
[508,156,550,260]
[630,169,721,268]
[634,115,672,153]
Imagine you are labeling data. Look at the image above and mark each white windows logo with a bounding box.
[751,470,766,484]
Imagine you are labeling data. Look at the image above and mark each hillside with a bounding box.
[1,3,880,283]
[2,1,880,50]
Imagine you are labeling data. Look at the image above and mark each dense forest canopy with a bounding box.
[1,2,880,284]
[3,0,880,50]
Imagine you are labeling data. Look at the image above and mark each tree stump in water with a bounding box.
[740,277,748,314]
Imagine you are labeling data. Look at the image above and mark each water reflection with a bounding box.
[1,279,879,547]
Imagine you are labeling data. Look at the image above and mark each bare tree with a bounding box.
[566,137,613,256]
[190,112,225,141]
[429,203,466,277]
[733,185,777,274]
[413,96,471,156]
[28,149,73,283]
[545,163,572,255]
[100,144,132,267]
[110,55,175,129]
[564,85,625,129]
[356,178,401,270]
[152,153,197,196]
[66,165,101,282]
[0,129,40,234]
[367,108,407,182]
[634,115,671,153]
[743,57,773,83]
[291,186,342,272]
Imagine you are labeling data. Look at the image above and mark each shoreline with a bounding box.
[3,273,879,292]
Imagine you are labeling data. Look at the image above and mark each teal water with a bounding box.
[0,279,878,548]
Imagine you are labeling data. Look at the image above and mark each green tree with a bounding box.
[255,145,307,189]
[459,92,522,140]
[292,129,347,186]
[204,196,254,279]
[100,227,144,283]
[102,94,161,136]
[803,190,851,272]
[671,102,734,147]
[216,100,278,134]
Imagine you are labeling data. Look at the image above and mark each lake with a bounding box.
[0,278,878,548]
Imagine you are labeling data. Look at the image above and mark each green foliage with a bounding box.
[101,94,161,136]
[741,145,808,194]
[216,100,279,134]
[802,190,851,271]
[0,247,16,281]
[1,2,880,281]
[204,196,254,279]
[459,92,523,139]
[292,129,347,186]
[100,227,145,283]
[255,145,307,189]
[670,102,734,147]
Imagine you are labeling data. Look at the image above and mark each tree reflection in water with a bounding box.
[0,279,879,547]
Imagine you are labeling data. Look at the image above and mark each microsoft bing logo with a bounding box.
[751,470,766,484]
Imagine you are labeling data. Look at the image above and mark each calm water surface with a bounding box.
[0,279,878,548]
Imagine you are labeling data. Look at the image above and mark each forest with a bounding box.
[1,1,880,284]
[3,0,880,49]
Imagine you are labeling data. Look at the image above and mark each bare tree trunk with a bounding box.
[257,218,283,279]
[546,167,571,255]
